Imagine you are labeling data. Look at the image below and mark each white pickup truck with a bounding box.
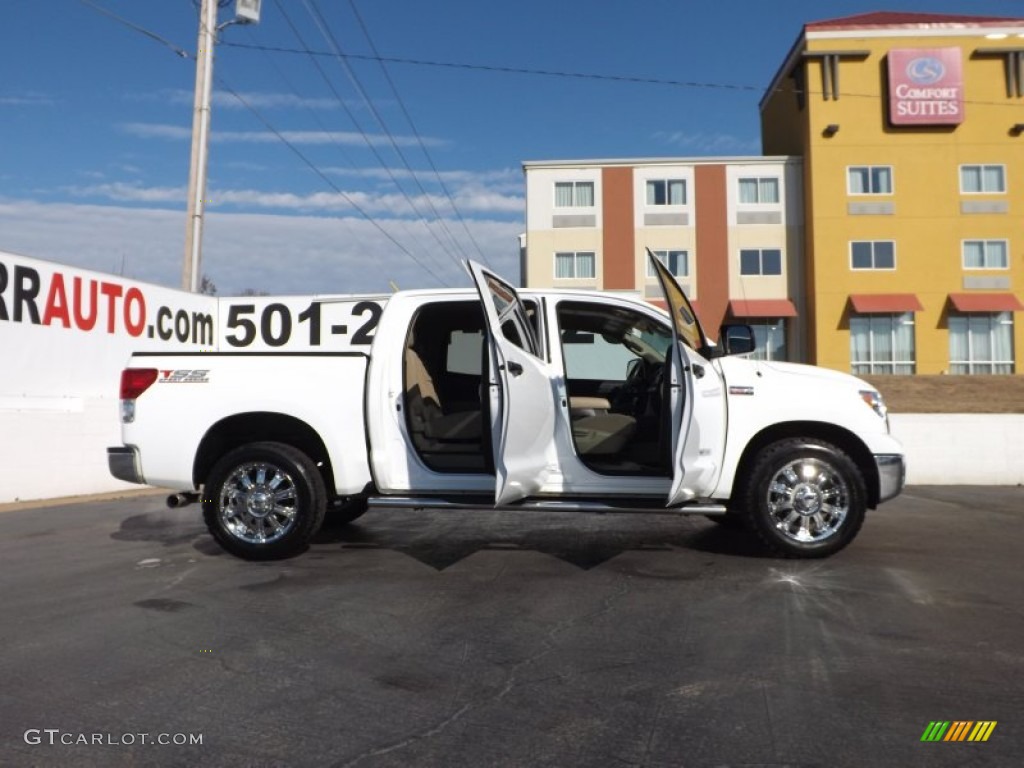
[108,256,904,561]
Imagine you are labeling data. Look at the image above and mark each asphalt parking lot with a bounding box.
[1,486,1022,768]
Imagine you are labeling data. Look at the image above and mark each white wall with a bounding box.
[889,413,1024,485]
[1,250,216,503]
[0,396,139,501]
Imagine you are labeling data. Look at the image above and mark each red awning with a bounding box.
[948,293,1024,313]
[728,299,797,318]
[849,293,924,313]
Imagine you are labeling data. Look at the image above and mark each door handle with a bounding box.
[506,361,524,376]
[692,363,705,379]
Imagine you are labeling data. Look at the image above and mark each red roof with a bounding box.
[948,293,1024,313]
[807,12,1024,31]
[728,300,798,318]
[849,294,924,314]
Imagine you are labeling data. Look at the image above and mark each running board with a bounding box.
[367,496,728,516]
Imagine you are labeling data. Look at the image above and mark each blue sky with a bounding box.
[2,0,1022,294]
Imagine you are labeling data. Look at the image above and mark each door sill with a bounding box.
[368,494,727,516]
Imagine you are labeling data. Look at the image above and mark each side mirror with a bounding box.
[719,324,755,356]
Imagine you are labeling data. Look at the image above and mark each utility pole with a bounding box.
[182,0,217,292]
[182,0,262,292]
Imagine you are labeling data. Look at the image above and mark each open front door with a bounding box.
[647,250,727,505]
[467,261,557,505]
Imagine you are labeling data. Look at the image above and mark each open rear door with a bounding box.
[467,261,557,505]
[647,250,726,505]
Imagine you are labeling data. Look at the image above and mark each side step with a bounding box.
[367,496,728,516]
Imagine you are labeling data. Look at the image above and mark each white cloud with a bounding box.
[325,166,522,189]
[63,182,523,217]
[654,131,760,154]
[66,182,186,204]
[119,122,446,148]
[168,89,340,111]
[0,199,522,296]
[156,89,387,112]
[0,93,55,106]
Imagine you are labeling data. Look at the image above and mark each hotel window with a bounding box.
[738,177,780,204]
[646,179,686,206]
[749,319,788,361]
[949,313,1015,374]
[850,313,916,375]
[851,241,895,270]
[554,181,594,208]
[960,165,1006,194]
[962,240,1008,269]
[646,250,688,277]
[848,166,893,195]
[554,251,596,279]
[739,248,782,276]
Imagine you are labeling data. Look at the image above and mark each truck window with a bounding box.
[447,330,483,376]
[556,300,672,476]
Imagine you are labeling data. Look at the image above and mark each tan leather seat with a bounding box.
[572,412,636,455]
[405,346,481,446]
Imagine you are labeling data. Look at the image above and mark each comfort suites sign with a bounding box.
[888,48,964,125]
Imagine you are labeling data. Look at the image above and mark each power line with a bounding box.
[347,0,493,268]
[216,77,451,287]
[220,40,764,93]
[271,0,463,282]
[79,0,451,287]
[297,0,471,276]
[239,25,384,271]
[79,0,190,58]
[220,39,1024,110]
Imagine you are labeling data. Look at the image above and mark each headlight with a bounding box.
[859,389,888,425]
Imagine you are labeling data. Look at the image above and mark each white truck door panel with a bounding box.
[667,344,726,503]
[468,261,558,505]
[648,251,727,504]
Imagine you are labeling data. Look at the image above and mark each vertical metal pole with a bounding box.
[182,0,217,292]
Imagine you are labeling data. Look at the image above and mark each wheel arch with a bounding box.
[193,412,336,497]
[731,421,880,508]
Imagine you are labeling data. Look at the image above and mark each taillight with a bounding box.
[120,368,158,399]
[120,368,158,423]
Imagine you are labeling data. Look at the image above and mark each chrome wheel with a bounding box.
[766,457,850,544]
[218,461,299,545]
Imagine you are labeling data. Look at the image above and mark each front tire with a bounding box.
[202,441,327,560]
[741,438,866,558]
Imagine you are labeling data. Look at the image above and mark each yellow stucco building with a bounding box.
[761,11,1024,374]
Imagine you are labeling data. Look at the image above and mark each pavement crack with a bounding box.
[334,578,633,768]
[761,681,778,762]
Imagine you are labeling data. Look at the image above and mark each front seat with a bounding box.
[572,412,636,455]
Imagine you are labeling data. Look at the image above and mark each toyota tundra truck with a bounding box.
[108,256,905,560]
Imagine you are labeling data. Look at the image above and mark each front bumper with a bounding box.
[108,446,144,485]
[874,454,906,504]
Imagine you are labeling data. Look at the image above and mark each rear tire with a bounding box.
[741,438,866,558]
[705,512,746,529]
[203,441,327,560]
[328,495,369,525]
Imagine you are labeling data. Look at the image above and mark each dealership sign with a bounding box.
[888,48,964,125]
